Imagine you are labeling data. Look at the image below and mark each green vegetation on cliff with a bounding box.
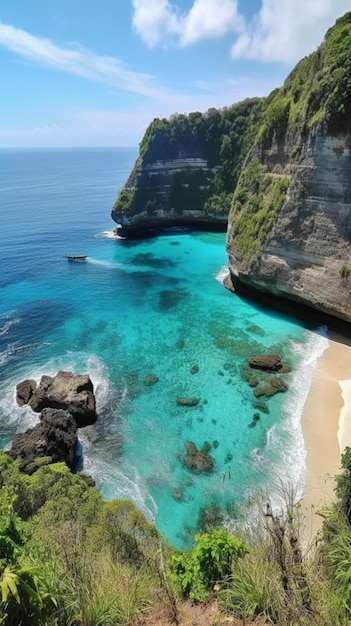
[257,11,351,146]
[230,160,290,266]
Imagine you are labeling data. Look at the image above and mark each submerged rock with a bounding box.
[176,397,200,407]
[253,377,288,398]
[143,374,159,386]
[183,441,214,473]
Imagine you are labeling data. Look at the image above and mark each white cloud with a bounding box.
[231,0,351,63]
[132,0,182,47]
[132,0,242,48]
[0,21,164,99]
[132,0,350,65]
[180,0,242,46]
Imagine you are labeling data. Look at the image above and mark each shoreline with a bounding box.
[302,330,351,541]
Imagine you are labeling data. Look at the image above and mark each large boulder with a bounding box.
[16,370,97,427]
[9,408,78,474]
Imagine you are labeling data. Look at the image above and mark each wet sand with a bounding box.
[302,331,351,542]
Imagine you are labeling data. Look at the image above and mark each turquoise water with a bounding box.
[0,148,328,547]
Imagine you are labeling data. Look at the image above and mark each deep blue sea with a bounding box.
[0,147,328,548]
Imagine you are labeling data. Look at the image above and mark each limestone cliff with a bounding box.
[111,101,261,235]
[227,12,351,324]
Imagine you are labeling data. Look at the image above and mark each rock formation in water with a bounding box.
[112,12,351,325]
[9,408,78,474]
[11,371,97,473]
[16,370,97,427]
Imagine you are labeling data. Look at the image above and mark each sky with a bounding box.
[1,0,350,148]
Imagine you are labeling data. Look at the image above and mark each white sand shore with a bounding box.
[302,331,351,541]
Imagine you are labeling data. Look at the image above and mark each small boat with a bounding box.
[67,255,87,261]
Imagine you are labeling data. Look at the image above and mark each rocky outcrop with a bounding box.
[9,408,77,474]
[16,371,97,427]
[12,371,97,474]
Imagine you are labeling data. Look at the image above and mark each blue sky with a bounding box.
[1,0,350,147]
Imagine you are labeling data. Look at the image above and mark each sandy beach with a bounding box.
[302,330,351,541]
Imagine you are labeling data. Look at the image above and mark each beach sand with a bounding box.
[302,330,351,542]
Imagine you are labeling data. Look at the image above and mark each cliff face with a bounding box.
[226,130,351,323]
[112,154,227,234]
[226,12,351,324]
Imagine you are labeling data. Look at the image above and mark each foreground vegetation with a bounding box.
[2,446,351,625]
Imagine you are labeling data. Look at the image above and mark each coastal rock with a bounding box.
[16,379,37,406]
[17,370,97,427]
[248,354,283,372]
[9,408,77,474]
[183,441,214,473]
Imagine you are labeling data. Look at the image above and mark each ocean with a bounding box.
[0,147,328,548]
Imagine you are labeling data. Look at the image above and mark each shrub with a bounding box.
[168,528,249,602]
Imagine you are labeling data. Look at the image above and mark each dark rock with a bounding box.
[176,397,199,407]
[16,379,37,406]
[17,370,97,427]
[253,377,288,398]
[183,441,214,473]
[248,354,283,371]
[190,364,199,374]
[9,408,78,474]
[143,374,159,386]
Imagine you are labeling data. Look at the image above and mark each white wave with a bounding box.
[214,265,229,283]
[0,342,51,366]
[0,318,20,337]
[265,327,329,502]
[86,258,123,269]
[96,229,125,239]
[82,455,157,522]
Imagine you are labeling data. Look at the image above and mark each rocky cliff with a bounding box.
[111,12,351,324]
[111,101,261,235]
[227,12,351,324]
